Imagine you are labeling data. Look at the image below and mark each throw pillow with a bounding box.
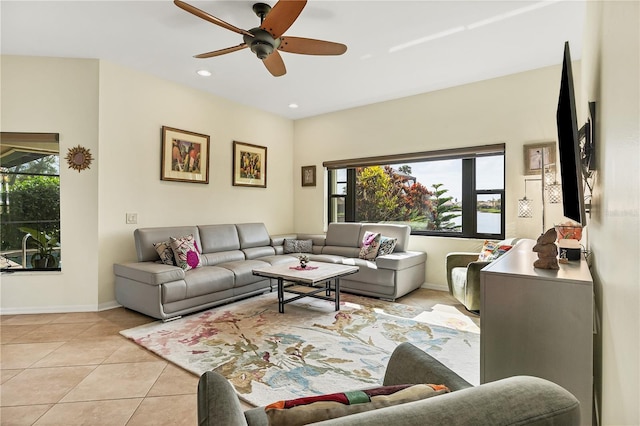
[478,240,513,261]
[170,234,202,271]
[153,240,175,266]
[283,239,313,254]
[358,232,381,260]
[265,383,449,426]
[377,236,398,257]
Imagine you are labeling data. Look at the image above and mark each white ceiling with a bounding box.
[1,0,585,120]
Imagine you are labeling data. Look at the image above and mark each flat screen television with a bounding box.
[556,41,586,225]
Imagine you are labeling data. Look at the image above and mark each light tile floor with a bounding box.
[0,288,478,425]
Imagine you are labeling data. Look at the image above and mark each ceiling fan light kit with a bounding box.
[174,0,347,77]
[244,29,280,60]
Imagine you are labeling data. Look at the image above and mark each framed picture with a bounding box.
[301,165,316,187]
[523,142,556,175]
[161,126,209,184]
[233,141,267,188]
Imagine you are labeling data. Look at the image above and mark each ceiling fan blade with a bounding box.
[194,43,247,59]
[260,0,307,39]
[263,50,286,77]
[279,36,347,55]
[174,0,253,38]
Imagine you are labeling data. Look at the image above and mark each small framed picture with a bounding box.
[523,142,556,175]
[233,141,267,188]
[301,165,316,187]
[161,126,209,184]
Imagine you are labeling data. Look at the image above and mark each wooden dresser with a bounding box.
[480,238,594,425]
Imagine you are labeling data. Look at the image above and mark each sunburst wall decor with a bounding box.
[66,145,93,172]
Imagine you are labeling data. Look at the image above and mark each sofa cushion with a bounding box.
[162,266,235,303]
[451,267,468,294]
[359,232,381,260]
[153,240,175,265]
[243,246,276,260]
[325,223,362,247]
[360,223,410,252]
[283,239,313,254]
[198,224,240,253]
[236,223,271,249]
[322,246,361,258]
[265,384,449,426]
[218,259,270,287]
[377,236,398,257]
[201,250,245,267]
[170,234,203,271]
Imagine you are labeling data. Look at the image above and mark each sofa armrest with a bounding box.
[198,371,248,426]
[113,262,185,286]
[383,343,472,391]
[375,251,426,270]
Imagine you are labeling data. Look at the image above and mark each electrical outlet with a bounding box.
[126,213,138,224]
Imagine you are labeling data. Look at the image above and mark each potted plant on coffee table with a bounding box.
[19,226,60,268]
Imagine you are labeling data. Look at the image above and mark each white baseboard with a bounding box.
[0,300,122,315]
[98,300,122,311]
[420,282,449,292]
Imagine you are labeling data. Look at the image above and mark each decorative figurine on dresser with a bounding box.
[532,228,559,270]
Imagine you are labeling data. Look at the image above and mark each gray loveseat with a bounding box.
[113,222,426,321]
[197,342,581,425]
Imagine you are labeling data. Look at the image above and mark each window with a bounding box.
[0,132,61,270]
[326,144,505,239]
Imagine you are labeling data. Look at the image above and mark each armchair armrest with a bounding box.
[198,371,248,426]
[445,252,480,293]
[383,342,472,391]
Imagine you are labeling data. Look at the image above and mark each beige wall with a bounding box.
[1,56,101,312]
[583,1,640,424]
[96,61,294,307]
[1,56,294,312]
[293,65,571,288]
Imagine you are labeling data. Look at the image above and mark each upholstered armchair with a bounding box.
[445,252,488,313]
[446,239,519,313]
[197,342,581,426]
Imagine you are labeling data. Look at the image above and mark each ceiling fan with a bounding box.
[174,0,347,77]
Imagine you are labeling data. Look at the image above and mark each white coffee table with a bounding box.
[252,261,359,313]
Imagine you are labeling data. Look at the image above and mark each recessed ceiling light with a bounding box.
[196,69,212,77]
[289,103,299,109]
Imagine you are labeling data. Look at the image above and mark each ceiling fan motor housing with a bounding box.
[244,28,281,59]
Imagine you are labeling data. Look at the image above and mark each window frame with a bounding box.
[325,144,505,239]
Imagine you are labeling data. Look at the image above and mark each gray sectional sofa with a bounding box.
[113,222,426,321]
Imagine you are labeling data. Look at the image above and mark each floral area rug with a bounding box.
[120,291,479,407]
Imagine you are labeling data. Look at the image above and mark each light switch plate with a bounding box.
[126,213,138,224]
